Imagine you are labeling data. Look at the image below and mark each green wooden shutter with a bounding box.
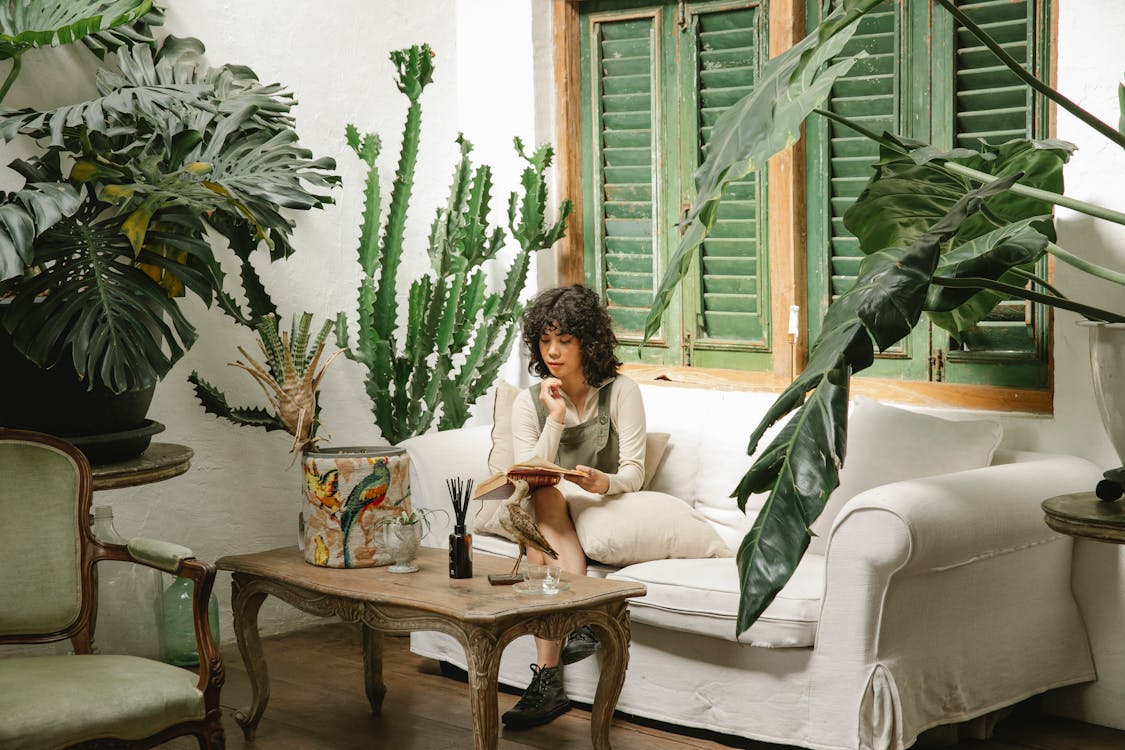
[806,0,930,378]
[585,13,661,341]
[953,0,1033,148]
[687,4,769,356]
[940,0,1048,388]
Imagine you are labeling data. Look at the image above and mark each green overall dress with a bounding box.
[530,379,620,475]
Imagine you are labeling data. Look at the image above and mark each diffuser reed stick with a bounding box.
[446,477,473,528]
[446,477,474,579]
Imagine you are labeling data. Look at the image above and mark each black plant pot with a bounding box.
[0,326,158,462]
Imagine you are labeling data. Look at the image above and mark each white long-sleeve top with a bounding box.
[511,374,647,496]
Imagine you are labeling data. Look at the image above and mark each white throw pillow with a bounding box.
[570,491,731,566]
[486,380,521,474]
[807,396,1003,554]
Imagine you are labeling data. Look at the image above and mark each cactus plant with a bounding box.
[188,313,342,454]
[337,44,571,445]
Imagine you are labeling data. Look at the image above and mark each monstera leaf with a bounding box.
[0,179,81,280]
[0,0,153,60]
[0,0,154,101]
[0,195,201,393]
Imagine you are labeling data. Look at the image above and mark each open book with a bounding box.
[473,456,590,499]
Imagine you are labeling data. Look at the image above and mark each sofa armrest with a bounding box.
[400,425,492,545]
[826,453,1101,574]
[811,454,1101,746]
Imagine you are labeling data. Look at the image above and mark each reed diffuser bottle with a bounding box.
[447,478,473,579]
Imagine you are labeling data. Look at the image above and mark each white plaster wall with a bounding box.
[5,0,1125,731]
[1035,0,1125,730]
[1,1,549,640]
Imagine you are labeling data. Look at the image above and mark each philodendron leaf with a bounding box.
[643,0,882,342]
[923,218,1050,334]
[734,365,849,633]
[844,134,1073,253]
[732,174,1020,635]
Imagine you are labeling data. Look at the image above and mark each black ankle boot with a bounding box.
[501,663,570,728]
[561,624,600,665]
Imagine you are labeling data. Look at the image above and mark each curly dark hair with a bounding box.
[521,285,621,384]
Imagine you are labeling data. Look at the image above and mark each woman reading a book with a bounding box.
[501,284,647,729]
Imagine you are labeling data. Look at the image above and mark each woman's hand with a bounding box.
[573,465,610,494]
[539,377,567,424]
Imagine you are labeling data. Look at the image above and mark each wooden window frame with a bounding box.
[551,0,1054,413]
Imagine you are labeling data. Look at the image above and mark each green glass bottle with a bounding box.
[159,576,220,667]
[91,505,164,659]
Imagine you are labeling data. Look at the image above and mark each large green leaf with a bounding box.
[844,135,1073,252]
[842,134,1071,336]
[0,0,152,60]
[642,0,883,341]
[732,175,1020,633]
[924,218,1050,334]
[0,178,81,279]
[0,195,196,393]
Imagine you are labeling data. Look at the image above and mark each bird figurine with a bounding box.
[497,478,559,576]
[338,462,391,567]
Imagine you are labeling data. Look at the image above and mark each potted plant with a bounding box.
[336,44,572,445]
[0,5,337,448]
[378,508,448,573]
[643,0,1125,633]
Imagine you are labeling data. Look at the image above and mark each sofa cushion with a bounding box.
[806,396,1003,554]
[570,490,730,566]
[607,555,825,648]
[486,380,521,474]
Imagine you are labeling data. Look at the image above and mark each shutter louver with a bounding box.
[695,6,765,345]
[954,0,1032,149]
[824,3,897,305]
[946,0,1045,380]
[594,16,658,338]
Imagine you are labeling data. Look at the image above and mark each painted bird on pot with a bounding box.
[340,462,391,567]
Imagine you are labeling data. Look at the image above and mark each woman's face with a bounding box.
[539,323,583,382]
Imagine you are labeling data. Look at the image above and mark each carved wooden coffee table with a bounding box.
[216,546,645,750]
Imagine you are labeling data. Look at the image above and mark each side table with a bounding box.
[1043,492,1125,544]
[216,546,646,750]
[91,443,193,491]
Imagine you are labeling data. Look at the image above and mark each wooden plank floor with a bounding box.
[166,621,1125,749]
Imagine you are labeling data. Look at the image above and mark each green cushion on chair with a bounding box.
[0,654,205,749]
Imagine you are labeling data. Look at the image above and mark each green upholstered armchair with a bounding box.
[0,429,225,749]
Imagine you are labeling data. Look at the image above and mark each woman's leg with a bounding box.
[525,485,586,666]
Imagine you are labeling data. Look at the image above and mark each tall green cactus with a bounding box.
[338,44,571,445]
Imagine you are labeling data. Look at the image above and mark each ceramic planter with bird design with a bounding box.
[301,447,412,567]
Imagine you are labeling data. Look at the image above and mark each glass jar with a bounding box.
[91,505,163,659]
[159,575,220,667]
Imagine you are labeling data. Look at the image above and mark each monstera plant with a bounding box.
[644,0,1125,634]
[0,0,157,102]
[0,25,338,396]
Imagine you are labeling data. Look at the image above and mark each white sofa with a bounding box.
[402,384,1101,750]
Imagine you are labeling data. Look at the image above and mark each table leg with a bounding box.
[463,628,503,750]
[362,625,386,715]
[590,604,631,750]
[230,574,270,741]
